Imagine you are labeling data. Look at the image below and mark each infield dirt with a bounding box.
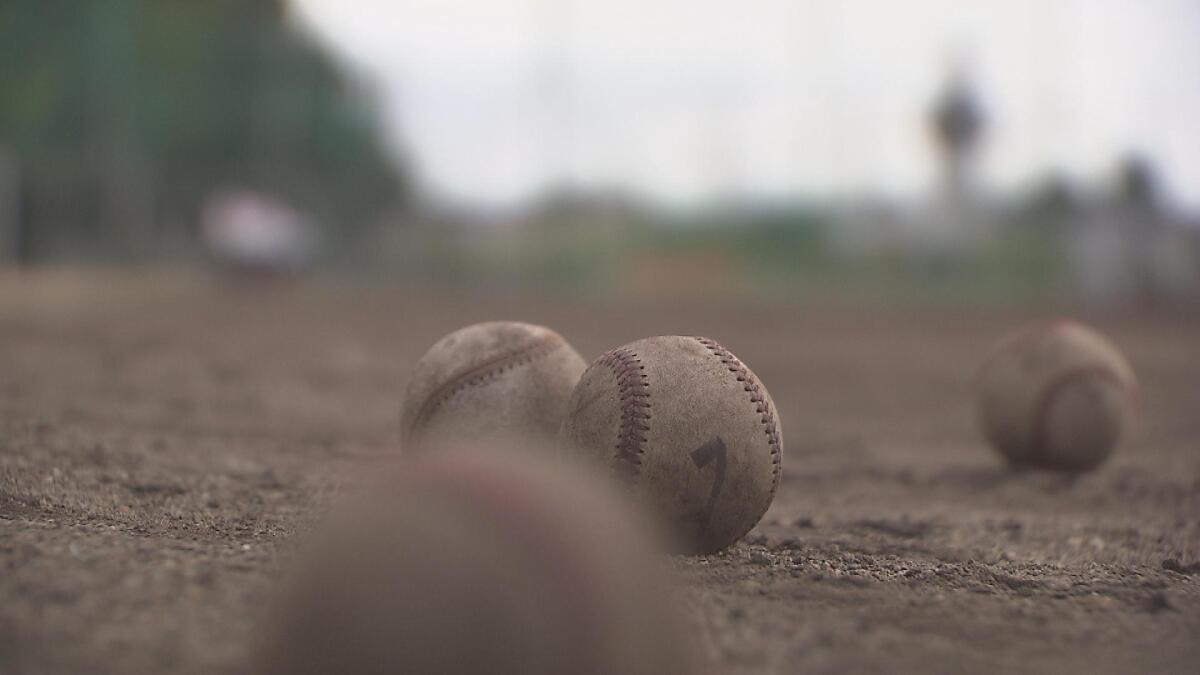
[1,271,1197,674]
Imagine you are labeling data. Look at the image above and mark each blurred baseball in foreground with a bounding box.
[401,321,587,452]
[257,450,702,675]
[561,336,782,554]
[977,320,1137,472]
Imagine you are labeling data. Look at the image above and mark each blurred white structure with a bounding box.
[201,190,316,273]
[1068,159,1200,306]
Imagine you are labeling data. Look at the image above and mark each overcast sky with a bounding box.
[292,0,1200,212]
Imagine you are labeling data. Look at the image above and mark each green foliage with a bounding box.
[647,207,831,281]
[0,0,405,259]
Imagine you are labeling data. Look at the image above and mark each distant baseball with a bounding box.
[977,320,1137,472]
[401,321,587,452]
[560,336,782,554]
[257,451,702,675]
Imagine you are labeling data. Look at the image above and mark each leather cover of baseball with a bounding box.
[560,335,783,554]
[401,321,587,452]
[977,320,1137,472]
[257,450,705,675]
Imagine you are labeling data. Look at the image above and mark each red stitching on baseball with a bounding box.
[1028,365,1127,465]
[409,334,561,437]
[694,337,782,492]
[597,347,651,480]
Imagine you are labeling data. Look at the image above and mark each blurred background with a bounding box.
[2,0,1198,308]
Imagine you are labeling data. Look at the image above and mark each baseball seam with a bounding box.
[408,334,561,438]
[597,347,651,480]
[694,337,783,492]
[976,320,1076,389]
[1028,365,1128,466]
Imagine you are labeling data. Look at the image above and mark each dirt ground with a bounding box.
[1,270,1197,674]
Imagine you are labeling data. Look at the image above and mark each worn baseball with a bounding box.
[560,336,782,554]
[256,450,704,675]
[977,320,1137,472]
[401,321,587,452]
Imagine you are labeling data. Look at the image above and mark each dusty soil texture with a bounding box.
[1,271,1197,674]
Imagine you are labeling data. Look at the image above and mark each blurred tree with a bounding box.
[0,0,406,262]
[1116,154,1157,209]
[1020,172,1078,225]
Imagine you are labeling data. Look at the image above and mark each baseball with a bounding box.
[976,320,1137,472]
[256,450,703,675]
[401,321,587,452]
[560,335,782,554]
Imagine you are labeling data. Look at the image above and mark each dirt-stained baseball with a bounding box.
[256,450,704,675]
[401,321,587,452]
[977,320,1137,472]
[560,336,782,554]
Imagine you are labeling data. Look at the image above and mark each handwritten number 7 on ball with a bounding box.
[690,437,727,535]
